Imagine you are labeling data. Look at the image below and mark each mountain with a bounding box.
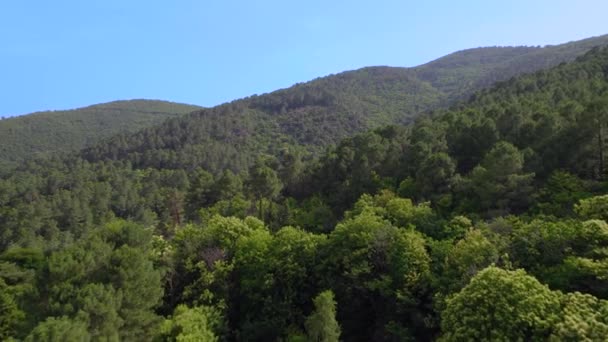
[300,45,608,217]
[2,42,608,341]
[78,35,608,174]
[0,99,201,171]
[414,34,608,102]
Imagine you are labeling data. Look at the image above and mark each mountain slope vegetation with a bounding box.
[414,34,608,101]
[0,100,201,171]
[80,35,608,174]
[2,41,608,340]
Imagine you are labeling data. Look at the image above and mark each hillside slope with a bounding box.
[2,41,608,342]
[414,34,608,101]
[300,46,608,217]
[81,35,608,173]
[0,100,201,171]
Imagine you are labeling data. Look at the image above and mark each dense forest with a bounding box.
[72,35,608,175]
[0,100,201,173]
[2,44,608,340]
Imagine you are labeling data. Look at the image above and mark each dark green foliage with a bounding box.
[297,46,608,218]
[71,36,608,176]
[24,316,90,342]
[246,157,283,222]
[3,37,608,341]
[534,171,590,216]
[322,203,432,341]
[464,141,535,215]
[12,220,165,341]
[0,100,200,173]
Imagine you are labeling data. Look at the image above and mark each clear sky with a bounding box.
[1,0,607,117]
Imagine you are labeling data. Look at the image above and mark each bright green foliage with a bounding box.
[305,290,341,342]
[233,226,325,340]
[324,210,431,340]
[24,316,90,342]
[575,194,608,221]
[442,229,499,292]
[441,267,561,341]
[198,195,251,223]
[159,305,221,342]
[167,215,267,312]
[205,215,266,250]
[347,190,440,238]
[443,215,472,240]
[550,292,608,341]
[580,219,608,253]
[0,279,25,340]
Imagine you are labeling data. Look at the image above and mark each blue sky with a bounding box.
[1,0,607,117]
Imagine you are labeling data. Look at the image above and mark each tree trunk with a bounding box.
[599,124,604,180]
[258,197,264,222]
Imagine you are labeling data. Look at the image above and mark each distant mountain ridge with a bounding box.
[0,99,201,171]
[415,34,608,102]
[79,34,608,173]
[3,35,608,174]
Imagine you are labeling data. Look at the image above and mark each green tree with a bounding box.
[468,141,534,215]
[213,170,243,202]
[580,98,608,179]
[534,170,589,216]
[185,168,215,221]
[440,267,560,341]
[575,194,608,221]
[247,158,282,222]
[0,278,25,340]
[550,292,608,341]
[414,152,456,204]
[44,220,163,340]
[324,208,431,340]
[24,316,90,342]
[167,215,266,313]
[442,229,499,293]
[305,290,340,342]
[159,304,221,342]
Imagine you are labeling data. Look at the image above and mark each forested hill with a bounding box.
[414,34,608,102]
[0,100,201,171]
[3,46,608,340]
[299,46,608,218]
[80,35,608,173]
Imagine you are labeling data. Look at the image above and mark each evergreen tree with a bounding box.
[305,290,341,342]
